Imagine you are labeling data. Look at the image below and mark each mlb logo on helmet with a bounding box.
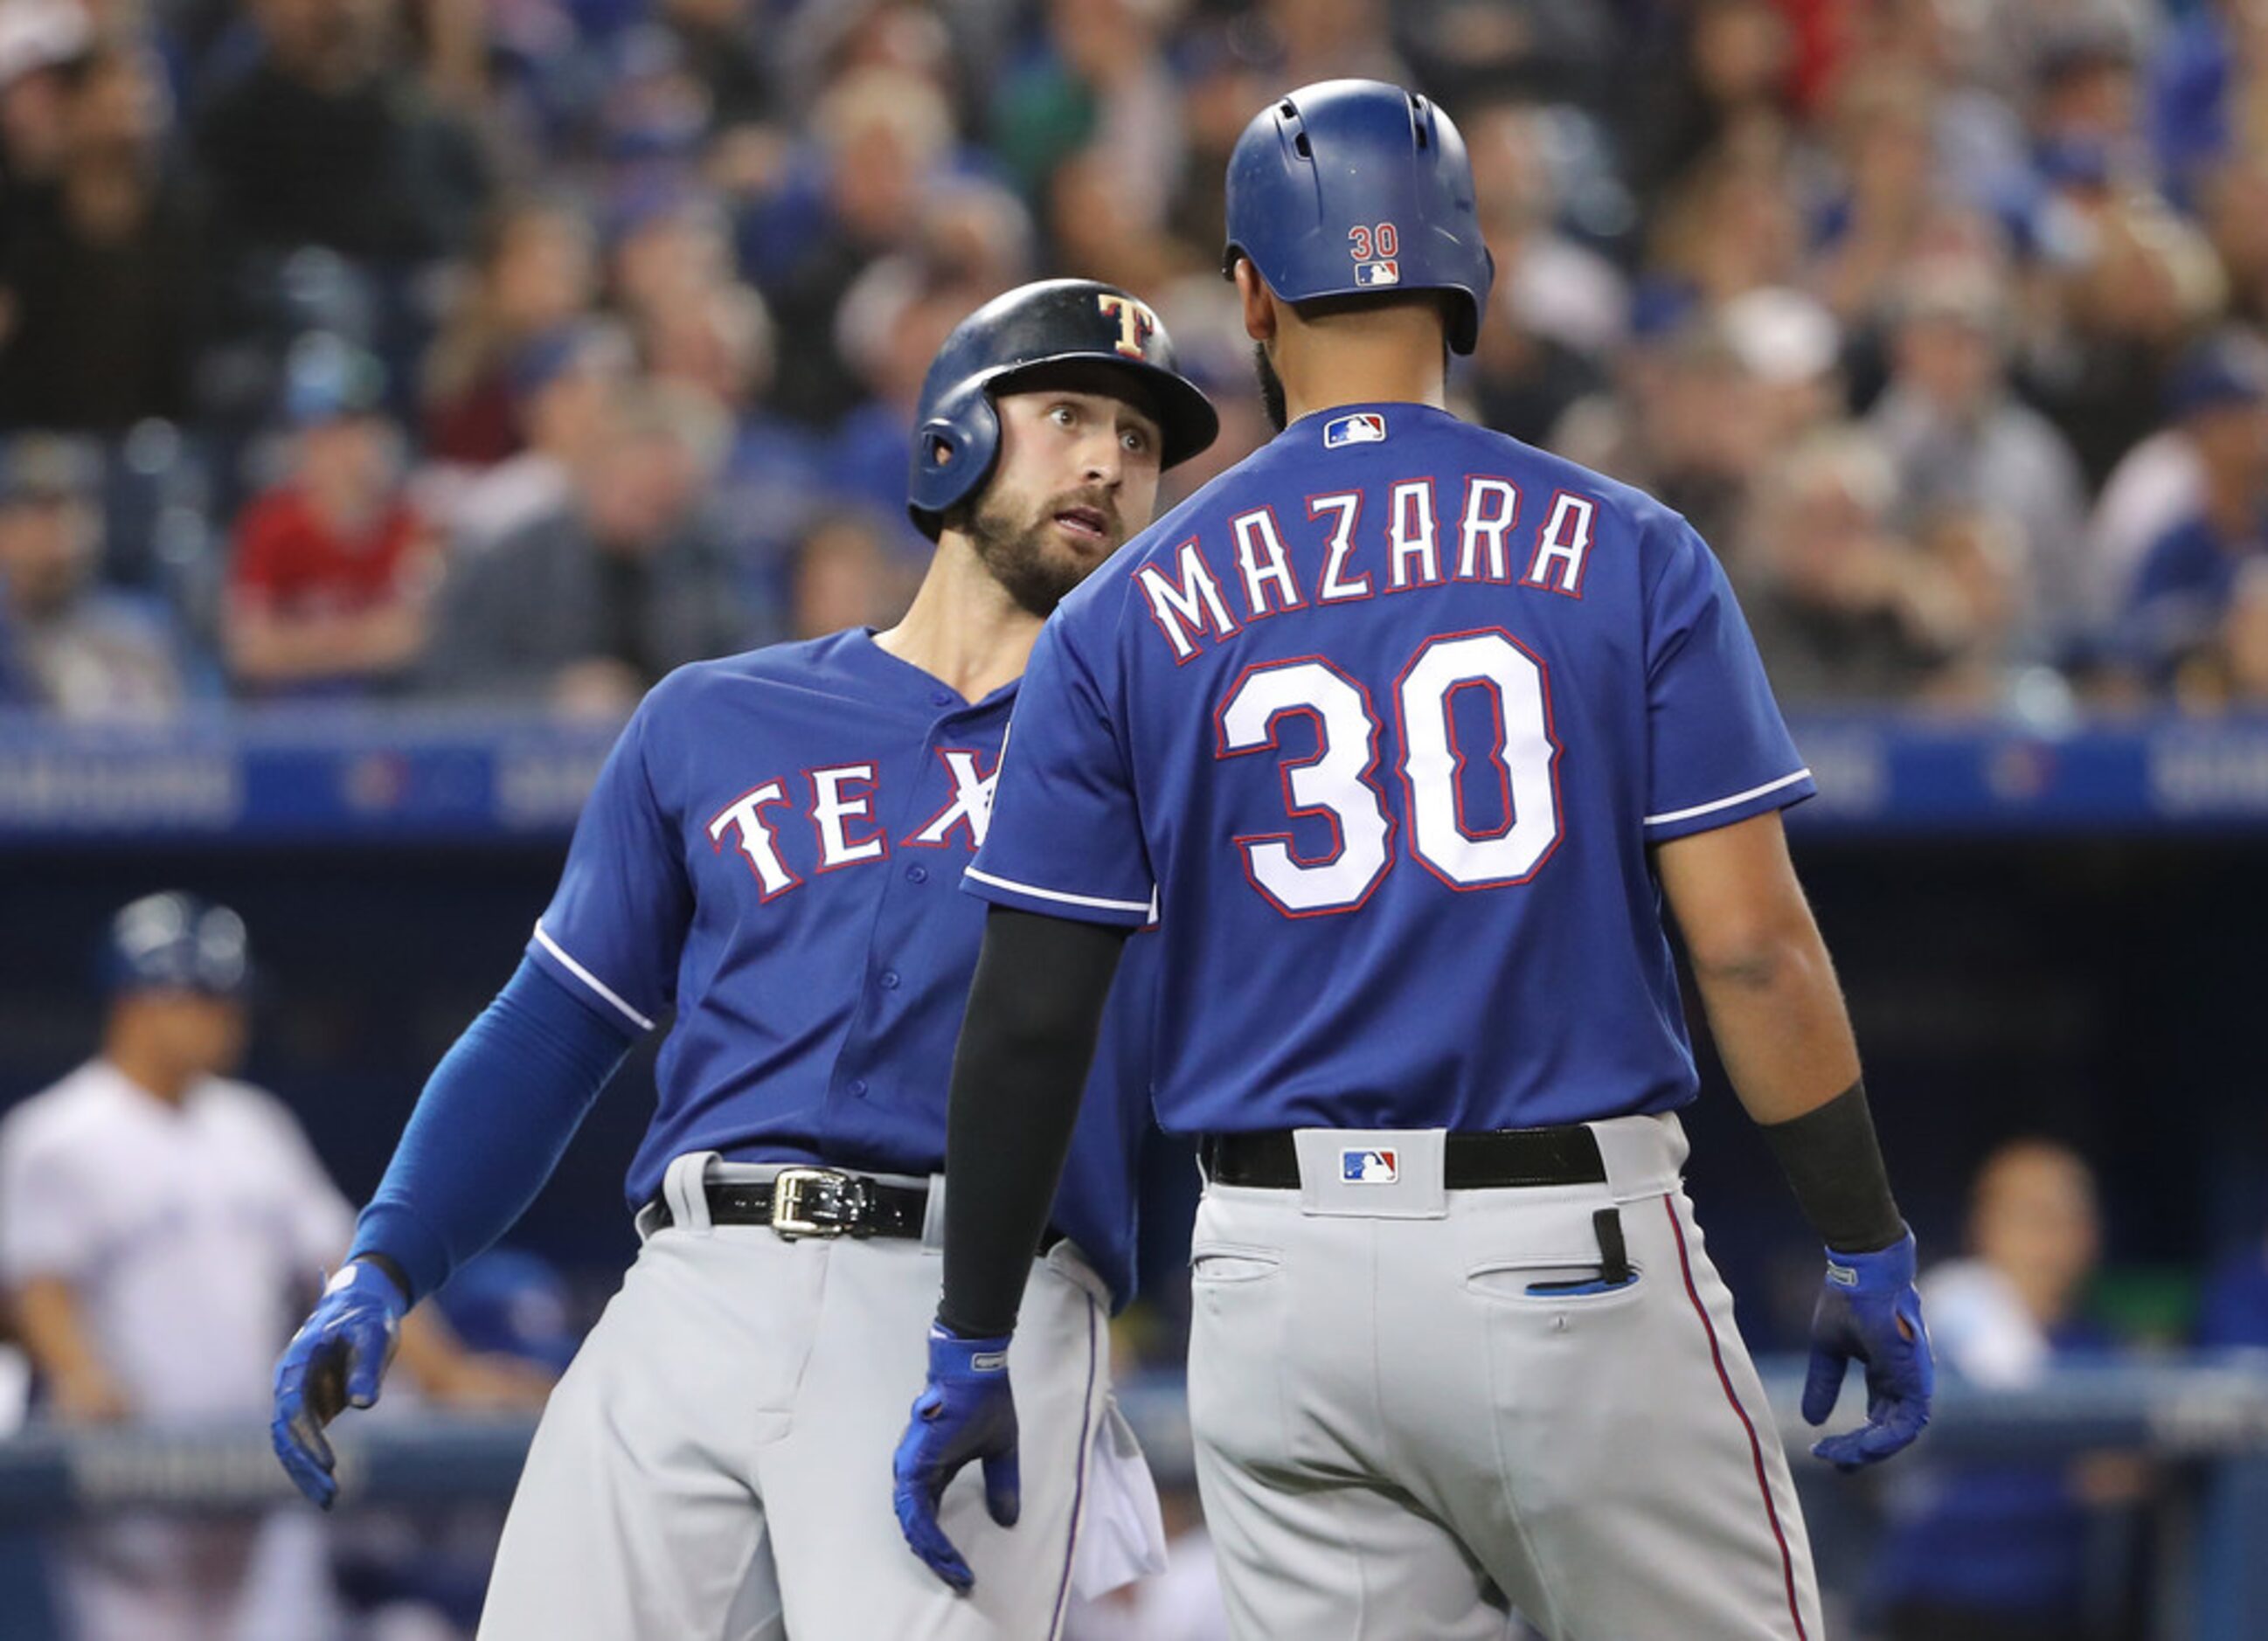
[1322,412,1387,448]
[1341,1147,1399,1184]
[1354,260,1400,287]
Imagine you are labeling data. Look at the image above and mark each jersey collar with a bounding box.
[843,627,1018,717]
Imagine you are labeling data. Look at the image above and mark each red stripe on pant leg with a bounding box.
[1661,1196,1809,1641]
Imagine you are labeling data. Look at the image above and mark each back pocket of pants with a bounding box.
[1190,1243,1282,1284]
[1466,1258,1643,1304]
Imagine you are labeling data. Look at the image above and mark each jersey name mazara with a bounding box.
[1134,470,1597,662]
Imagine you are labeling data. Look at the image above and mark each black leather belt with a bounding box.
[646,1167,928,1240]
[643,1166,1070,1254]
[1199,1125,1607,1190]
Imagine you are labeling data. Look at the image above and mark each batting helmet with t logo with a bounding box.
[905,279,1219,540]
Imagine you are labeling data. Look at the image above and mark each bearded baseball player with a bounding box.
[894,82,1934,1639]
[269,278,1218,1638]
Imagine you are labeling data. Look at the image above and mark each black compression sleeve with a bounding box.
[935,907,1129,1339]
[1758,1080,1907,1253]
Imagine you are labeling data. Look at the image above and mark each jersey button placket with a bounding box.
[878,969,901,990]
[906,864,928,883]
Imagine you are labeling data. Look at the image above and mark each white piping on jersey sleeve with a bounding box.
[531,923,656,1032]
[1642,768,1814,828]
[962,867,1155,916]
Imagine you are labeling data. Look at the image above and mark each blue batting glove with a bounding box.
[1801,1226,1934,1471]
[270,1259,409,1508]
[892,1323,1020,1592]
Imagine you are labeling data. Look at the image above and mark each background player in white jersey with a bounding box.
[269,279,1217,1638]
[0,892,542,1641]
[896,82,1934,1640]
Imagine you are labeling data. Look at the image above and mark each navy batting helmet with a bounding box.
[99,891,250,999]
[1223,80,1495,355]
[906,279,1219,539]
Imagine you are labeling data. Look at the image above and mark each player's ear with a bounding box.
[1233,260,1276,344]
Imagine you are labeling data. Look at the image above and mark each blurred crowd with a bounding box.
[10,0,2268,717]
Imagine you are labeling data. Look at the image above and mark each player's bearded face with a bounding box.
[965,479,1127,618]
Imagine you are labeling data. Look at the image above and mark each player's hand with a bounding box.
[1801,1226,1933,1471]
[270,1258,409,1509]
[891,1323,1021,1592]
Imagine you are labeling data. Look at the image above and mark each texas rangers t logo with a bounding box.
[1096,292,1159,359]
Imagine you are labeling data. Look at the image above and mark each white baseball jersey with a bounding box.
[0,1060,355,1417]
[0,1061,356,1641]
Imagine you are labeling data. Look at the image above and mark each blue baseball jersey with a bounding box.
[967,402,1814,1135]
[527,628,1151,1305]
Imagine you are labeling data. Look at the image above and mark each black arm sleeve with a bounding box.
[1757,1080,1907,1254]
[935,907,1130,1339]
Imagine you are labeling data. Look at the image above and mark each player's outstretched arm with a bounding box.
[893,907,1128,1590]
[1655,811,1933,1470]
[269,957,634,1507]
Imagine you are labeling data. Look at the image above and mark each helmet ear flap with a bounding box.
[908,384,1004,539]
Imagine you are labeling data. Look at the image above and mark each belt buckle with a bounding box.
[770,1167,870,1240]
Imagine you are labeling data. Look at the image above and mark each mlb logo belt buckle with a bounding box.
[770,1166,874,1239]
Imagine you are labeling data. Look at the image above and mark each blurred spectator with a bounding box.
[222,337,437,697]
[2093,326,2268,623]
[1620,0,1794,210]
[606,183,735,336]
[1911,507,2032,711]
[0,0,94,239]
[764,66,955,429]
[1463,100,1622,448]
[1737,428,1966,704]
[2021,197,2224,488]
[641,279,772,419]
[441,318,631,552]
[1255,0,1408,91]
[2201,150,2268,329]
[1867,258,2091,650]
[0,43,199,433]
[0,891,551,1641]
[2149,0,2268,196]
[1717,284,1843,451]
[0,433,183,717]
[2177,557,2268,711]
[655,0,773,134]
[422,380,757,712]
[824,251,995,556]
[1551,310,1770,554]
[423,197,599,467]
[1809,68,1956,330]
[1161,24,1278,257]
[1869,1139,2143,1641]
[195,0,489,272]
[787,509,907,640]
[1649,126,1806,308]
[993,0,1183,224]
[2124,331,2268,682]
[2028,20,2149,185]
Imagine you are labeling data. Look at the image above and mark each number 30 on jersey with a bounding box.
[1213,627,1561,916]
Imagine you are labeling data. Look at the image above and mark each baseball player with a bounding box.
[894,82,1935,1640]
[0,892,542,1641]
[269,278,1219,1638]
